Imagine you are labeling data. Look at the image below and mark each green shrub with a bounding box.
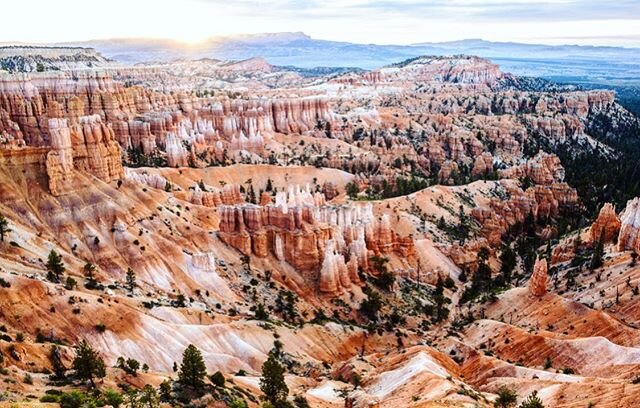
[59,391,89,408]
[40,394,59,403]
[210,370,225,387]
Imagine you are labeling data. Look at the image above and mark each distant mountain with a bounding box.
[56,33,640,86]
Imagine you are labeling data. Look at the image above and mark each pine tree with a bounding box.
[178,344,207,389]
[210,371,225,387]
[83,263,96,280]
[433,276,449,322]
[345,182,359,199]
[494,385,518,408]
[72,340,106,388]
[84,263,98,289]
[139,384,159,408]
[103,389,123,408]
[499,246,517,284]
[0,214,11,242]
[590,228,605,270]
[159,379,173,402]
[46,250,65,283]
[247,184,256,204]
[518,391,545,408]
[126,268,137,293]
[260,353,289,405]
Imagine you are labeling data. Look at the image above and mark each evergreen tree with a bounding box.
[65,277,78,290]
[0,214,11,242]
[83,263,96,280]
[159,379,173,402]
[499,246,517,284]
[345,182,359,199]
[139,384,159,408]
[72,340,106,388]
[84,263,98,289]
[247,184,257,204]
[210,371,225,387]
[46,250,65,283]
[260,353,289,405]
[518,391,544,408]
[359,289,382,322]
[178,344,207,389]
[433,276,449,322]
[255,303,269,320]
[126,268,137,293]
[494,385,518,408]
[103,389,123,408]
[590,228,605,270]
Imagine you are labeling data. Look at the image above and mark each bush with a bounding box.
[40,394,59,403]
[65,277,78,290]
[374,270,396,291]
[59,391,89,408]
[103,389,123,408]
[444,277,455,289]
[254,303,269,321]
[229,399,248,408]
[494,385,518,408]
[210,370,225,387]
[518,391,545,408]
[359,289,383,322]
[294,395,311,408]
[95,324,107,333]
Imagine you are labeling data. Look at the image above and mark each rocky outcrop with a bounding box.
[217,185,413,295]
[528,258,548,296]
[500,152,565,185]
[190,252,216,273]
[46,118,74,196]
[472,181,578,245]
[0,71,334,183]
[590,203,621,244]
[0,46,112,73]
[319,239,358,294]
[437,161,459,183]
[44,115,123,195]
[618,198,640,253]
[472,152,494,177]
[380,56,504,85]
[124,168,169,190]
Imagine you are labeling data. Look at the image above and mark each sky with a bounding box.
[3,0,640,47]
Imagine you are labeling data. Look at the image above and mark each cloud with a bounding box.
[195,0,640,22]
[1,0,639,46]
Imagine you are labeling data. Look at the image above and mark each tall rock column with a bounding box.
[528,258,548,297]
[590,203,621,244]
[46,118,74,196]
[618,198,640,253]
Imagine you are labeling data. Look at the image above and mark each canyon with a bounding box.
[1,46,640,408]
